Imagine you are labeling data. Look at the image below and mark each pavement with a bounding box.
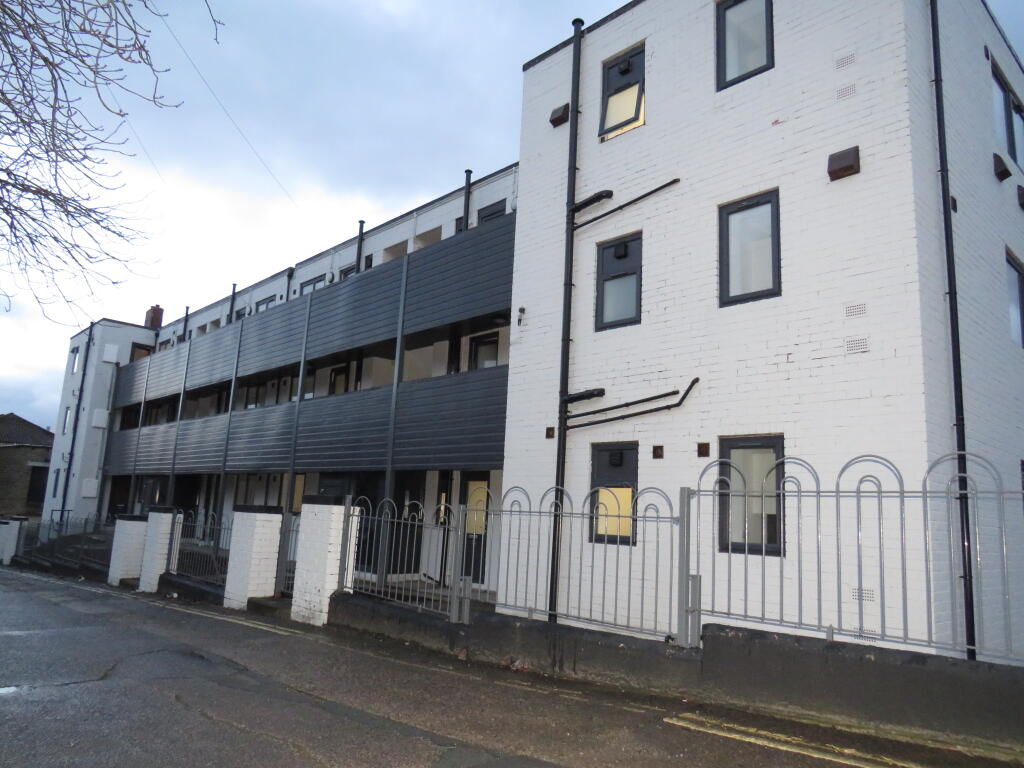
[0,567,1014,767]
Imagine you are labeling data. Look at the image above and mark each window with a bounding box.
[69,346,80,374]
[364,254,373,270]
[718,435,784,555]
[717,0,774,91]
[235,309,247,321]
[157,339,171,351]
[590,443,638,545]
[339,265,356,282]
[1008,255,1024,347]
[993,66,1024,164]
[62,406,71,434]
[52,468,60,498]
[327,364,350,395]
[600,45,644,137]
[477,199,506,224]
[719,189,780,306]
[300,275,326,295]
[596,234,642,330]
[129,343,152,362]
[469,333,500,370]
[255,296,275,313]
[195,324,207,337]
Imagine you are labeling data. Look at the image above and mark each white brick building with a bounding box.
[500,0,1024,658]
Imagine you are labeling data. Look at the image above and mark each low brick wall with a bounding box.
[328,593,1024,752]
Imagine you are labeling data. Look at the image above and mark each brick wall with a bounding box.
[0,446,51,517]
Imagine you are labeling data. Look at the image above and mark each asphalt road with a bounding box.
[0,568,1010,767]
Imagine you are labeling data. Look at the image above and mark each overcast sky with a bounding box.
[2,0,1023,431]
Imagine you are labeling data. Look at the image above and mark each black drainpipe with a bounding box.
[549,18,585,622]
[929,0,975,660]
[285,267,295,301]
[227,283,237,324]
[60,321,95,522]
[461,169,472,231]
[355,219,365,274]
[180,306,190,342]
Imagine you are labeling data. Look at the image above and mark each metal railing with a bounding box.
[690,453,1024,664]
[22,511,115,570]
[281,513,300,595]
[171,510,231,587]
[339,488,697,643]
[334,453,1023,663]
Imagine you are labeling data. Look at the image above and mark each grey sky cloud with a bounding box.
[1,0,1022,431]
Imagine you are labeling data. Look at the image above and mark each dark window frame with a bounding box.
[300,275,326,295]
[992,64,1022,164]
[599,45,645,136]
[716,0,775,92]
[719,188,781,307]
[254,296,275,313]
[52,468,60,498]
[1008,252,1024,348]
[589,441,639,546]
[718,434,784,556]
[477,199,507,224]
[327,363,350,395]
[468,332,500,371]
[595,233,643,331]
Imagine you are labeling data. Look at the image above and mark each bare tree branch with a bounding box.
[0,0,219,311]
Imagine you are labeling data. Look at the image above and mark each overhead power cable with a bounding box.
[156,10,296,205]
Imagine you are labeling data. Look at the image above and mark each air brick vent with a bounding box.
[845,336,870,355]
[834,52,856,70]
[836,83,857,101]
[852,587,876,602]
[844,302,867,318]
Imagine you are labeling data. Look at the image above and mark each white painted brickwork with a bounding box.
[502,0,1024,654]
[139,512,175,593]
[0,520,20,566]
[223,512,282,610]
[291,503,348,626]
[107,518,147,586]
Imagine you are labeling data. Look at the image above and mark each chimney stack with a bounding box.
[144,305,164,330]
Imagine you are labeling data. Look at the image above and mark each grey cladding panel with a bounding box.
[225,403,295,473]
[113,357,150,407]
[403,213,514,335]
[175,414,229,473]
[393,366,508,469]
[145,345,187,400]
[294,387,391,472]
[186,325,240,390]
[306,261,402,361]
[134,423,176,474]
[104,429,139,475]
[237,297,308,378]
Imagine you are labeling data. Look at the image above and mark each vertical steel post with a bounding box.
[675,487,693,646]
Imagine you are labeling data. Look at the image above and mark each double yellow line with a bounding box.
[665,712,932,768]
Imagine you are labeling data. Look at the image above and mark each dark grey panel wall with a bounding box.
[186,324,240,390]
[237,296,308,378]
[113,358,150,408]
[294,387,391,472]
[145,344,188,400]
[104,429,139,475]
[393,366,508,469]
[134,423,177,474]
[175,414,229,473]
[225,403,295,473]
[305,260,402,361]
[403,213,515,335]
